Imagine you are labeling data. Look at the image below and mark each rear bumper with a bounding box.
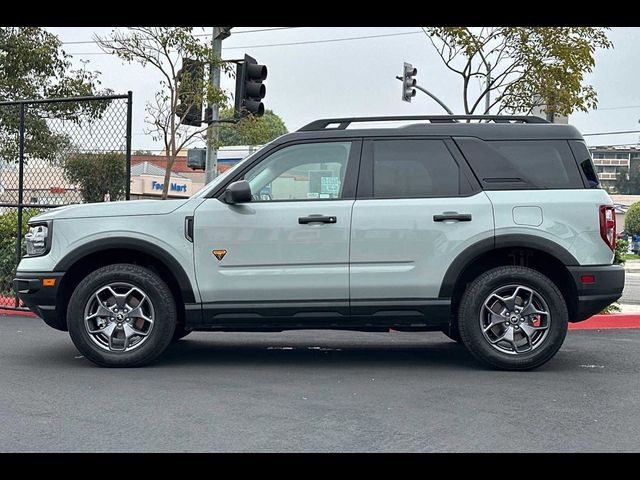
[568,265,625,321]
[13,271,66,331]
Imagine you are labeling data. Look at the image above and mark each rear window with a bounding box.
[454,137,585,190]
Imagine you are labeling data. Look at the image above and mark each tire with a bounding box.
[457,266,568,371]
[172,324,192,342]
[67,264,177,367]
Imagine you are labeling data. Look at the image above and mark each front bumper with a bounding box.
[13,271,66,331]
[568,265,625,321]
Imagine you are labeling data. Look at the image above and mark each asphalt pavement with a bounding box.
[1,314,639,452]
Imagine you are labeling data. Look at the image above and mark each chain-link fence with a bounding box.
[0,93,132,311]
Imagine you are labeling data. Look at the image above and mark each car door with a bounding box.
[349,137,494,325]
[193,139,362,326]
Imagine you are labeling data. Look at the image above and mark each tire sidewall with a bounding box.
[458,266,568,370]
[67,265,176,367]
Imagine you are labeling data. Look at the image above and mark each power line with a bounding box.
[65,30,425,56]
[60,27,300,46]
[595,105,640,111]
[583,130,640,137]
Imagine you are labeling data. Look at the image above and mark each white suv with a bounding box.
[14,115,625,370]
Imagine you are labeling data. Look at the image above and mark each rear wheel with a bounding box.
[67,264,176,367]
[458,266,568,370]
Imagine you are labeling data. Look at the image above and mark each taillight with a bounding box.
[599,205,616,251]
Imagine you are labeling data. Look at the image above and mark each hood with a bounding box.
[31,199,189,222]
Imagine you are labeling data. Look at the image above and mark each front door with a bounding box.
[193,139,362,326]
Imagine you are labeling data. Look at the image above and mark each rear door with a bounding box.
[349,137,494,324]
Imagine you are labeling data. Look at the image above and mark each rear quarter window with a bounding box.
[454,137,586,190]
[569,140,600,189]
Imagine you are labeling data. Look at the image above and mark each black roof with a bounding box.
[277,116,584,144]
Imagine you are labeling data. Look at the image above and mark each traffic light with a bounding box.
[402,62,417,102]
[176,58,204,127]
[234,54,267,118]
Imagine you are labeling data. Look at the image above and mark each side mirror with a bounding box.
[224,180,252,204]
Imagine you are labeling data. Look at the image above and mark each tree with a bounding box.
[96,28,229,199]
[615,167,630,194]
[217,108,288,147]
[0,27,108,165]
[133,149,153,156]
[423,27,612,116]
[614,164,640,194]
[625,202,640,236]
[64,152,127,203]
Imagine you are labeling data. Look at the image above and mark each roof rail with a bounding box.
[298,115,549,131]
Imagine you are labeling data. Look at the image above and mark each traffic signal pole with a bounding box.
[205,27,225,185]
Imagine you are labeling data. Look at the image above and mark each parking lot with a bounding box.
[1,314,639,452]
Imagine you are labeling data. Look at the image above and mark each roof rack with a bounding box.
[298,115,549,131]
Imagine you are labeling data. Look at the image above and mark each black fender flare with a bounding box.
[54,237,196,303]
[438,234,579,298]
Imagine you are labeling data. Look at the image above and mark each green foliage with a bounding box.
[424,27,613,115]
[0,27,110,165]
[0,209,41,296]
[614,164,640,194]
[64,153,126,203]
[133,150,153,156]
[600,239,628,315]
[625,202,640,236]
[217,108,288,147]
[600,303,621,314]
[614,239,628,265]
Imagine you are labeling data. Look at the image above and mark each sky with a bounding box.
[45,26,640,152]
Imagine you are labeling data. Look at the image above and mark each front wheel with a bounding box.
[457,266,568,371]
[67,264,177,367]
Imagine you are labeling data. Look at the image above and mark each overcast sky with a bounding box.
[46,27,640,151]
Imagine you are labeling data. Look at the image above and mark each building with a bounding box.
[588,145,640,191]
[0,163,81,211]
[129,161,201,200]
[130,146,258,198]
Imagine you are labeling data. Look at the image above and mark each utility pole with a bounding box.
[205,27,231,184]
[484,61,491,115]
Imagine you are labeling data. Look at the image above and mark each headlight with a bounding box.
[25,222,51,257]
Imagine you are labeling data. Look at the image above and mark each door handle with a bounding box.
[298,215,337,225]
[433,213,472,222]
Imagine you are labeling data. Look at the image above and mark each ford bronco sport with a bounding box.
[14,115,625,370]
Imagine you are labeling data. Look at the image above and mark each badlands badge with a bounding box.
[212,249,227,261]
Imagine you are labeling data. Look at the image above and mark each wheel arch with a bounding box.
[54,238,196,330]
[440,235,579,321]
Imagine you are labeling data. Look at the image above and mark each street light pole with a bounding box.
[396,76,454,115]
[205,27,229,185]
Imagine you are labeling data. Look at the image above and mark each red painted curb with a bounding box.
[569,314,640,330]
[0,308,36,317]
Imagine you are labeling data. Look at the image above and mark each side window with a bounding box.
[489,140,584,189]
[243,142,352,201]
[569,140,600,189]
[371,140,460,198]
[455,137,585,190]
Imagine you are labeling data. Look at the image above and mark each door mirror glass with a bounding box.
[224,180,252,204]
